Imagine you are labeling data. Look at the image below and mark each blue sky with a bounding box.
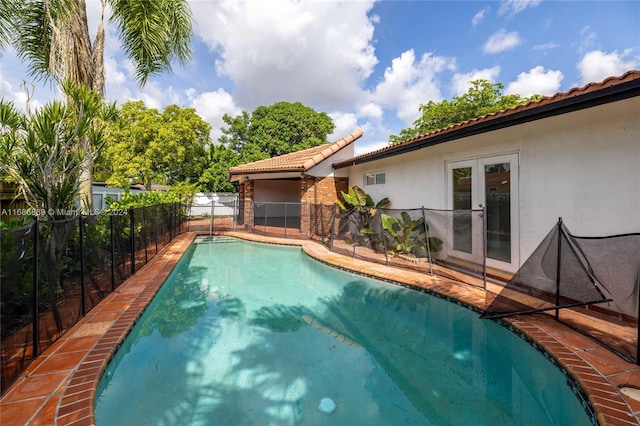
[1,0,639,154]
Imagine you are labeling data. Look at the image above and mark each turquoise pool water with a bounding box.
[95,237,591,425]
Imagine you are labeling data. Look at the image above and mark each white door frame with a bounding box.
[446,153,520,273]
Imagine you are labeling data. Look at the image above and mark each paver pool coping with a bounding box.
[0,231,639,425]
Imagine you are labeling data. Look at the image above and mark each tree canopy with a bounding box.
[97,101,210,190]
[220,101,335,162]
[196,101,335,193]
[198,145,240,193]
[389,80,541,144]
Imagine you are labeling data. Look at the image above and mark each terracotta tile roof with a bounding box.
[228,129,363,175]
[334,70,640,168]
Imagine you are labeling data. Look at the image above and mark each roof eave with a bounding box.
[333,77,640,169]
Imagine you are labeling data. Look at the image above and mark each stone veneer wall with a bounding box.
[239,180,254,229]
[300,176,348,236]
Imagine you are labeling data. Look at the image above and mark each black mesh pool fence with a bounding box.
[326,205,486,282]
[0,202,183,394]
[482,218,640,363]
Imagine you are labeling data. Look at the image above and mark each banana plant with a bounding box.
[337,186,389,246]
[381,212,443,255]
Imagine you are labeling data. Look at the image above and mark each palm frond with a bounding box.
[0,0,21,53]
[109,0,192,86]
[12,0,80,83]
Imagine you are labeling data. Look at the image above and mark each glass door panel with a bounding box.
[452,166,473,253]
[484,162,511,263]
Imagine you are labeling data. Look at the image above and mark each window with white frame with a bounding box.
[364,172,386,186]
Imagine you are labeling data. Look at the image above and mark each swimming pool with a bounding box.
[95,237,591,425]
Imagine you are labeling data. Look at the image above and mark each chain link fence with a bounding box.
[0,203,184,393]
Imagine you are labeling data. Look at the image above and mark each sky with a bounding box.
[1,0,639,155]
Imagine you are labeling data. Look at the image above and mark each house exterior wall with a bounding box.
[307,144,354,178]
[345,96,640,266]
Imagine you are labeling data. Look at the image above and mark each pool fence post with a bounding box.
[110,214,115,292]
[308,202,313,239]
[637,288,640,365]
[32,217,39,357]
[422,207,433,275]
[320,204,325,241]
[142,207,148,263]
[329,204,337,251]
[351,210,357,258]
[209,193,214,236]
[284,202,287,239]
[379,209,389,266]
[154,205,158,255]
[130,207,135,275]
[233,196,238,231]
[79,215,86,317]
[482,206,487,290]
[555,217,563,321]
[264,203,268,235]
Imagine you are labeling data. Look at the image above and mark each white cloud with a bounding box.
[472,8,489,27]
[354,139,389,156]
[577,50,639,84]
[533,42,560,51]
[451,67,501,95]
[191,0,378,110]
[328,111,359,140]
[136,81,166,109]
[498,0,541,16]
[357,102,383,121]
[189,88,242,142]
[578,25,598,54]
[0,76,47,112]
[483,29,522,54]
[371,49,455,124]
[505,66,563,96]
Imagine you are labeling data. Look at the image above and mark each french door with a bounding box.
[447,154,519,271]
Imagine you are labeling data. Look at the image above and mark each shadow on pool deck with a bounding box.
[1,230,639,425]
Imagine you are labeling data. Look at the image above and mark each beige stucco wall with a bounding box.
[307,143,354,178]
[346,97,640,265]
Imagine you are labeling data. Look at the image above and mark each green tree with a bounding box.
[100,101,210,190]
[198,144,240,193]
[389,80,541,144]
[0,0,193,208]
[220,101,335,162]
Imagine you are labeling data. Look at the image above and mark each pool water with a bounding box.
[95,237,591,425]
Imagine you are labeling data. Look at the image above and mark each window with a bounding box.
[364,172,386,186]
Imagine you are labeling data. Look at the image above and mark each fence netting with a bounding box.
[184,194,238,233]
[1,203,183,394]
[483,219,640,363]
[186,200,343,240]
[327,206,486,280]
[1,222,36,392]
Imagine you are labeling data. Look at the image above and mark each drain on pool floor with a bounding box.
[318,397,337,414]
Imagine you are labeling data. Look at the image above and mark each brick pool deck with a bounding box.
[1,231,639,425]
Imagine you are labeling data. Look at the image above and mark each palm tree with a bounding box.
[0,0,193,210]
